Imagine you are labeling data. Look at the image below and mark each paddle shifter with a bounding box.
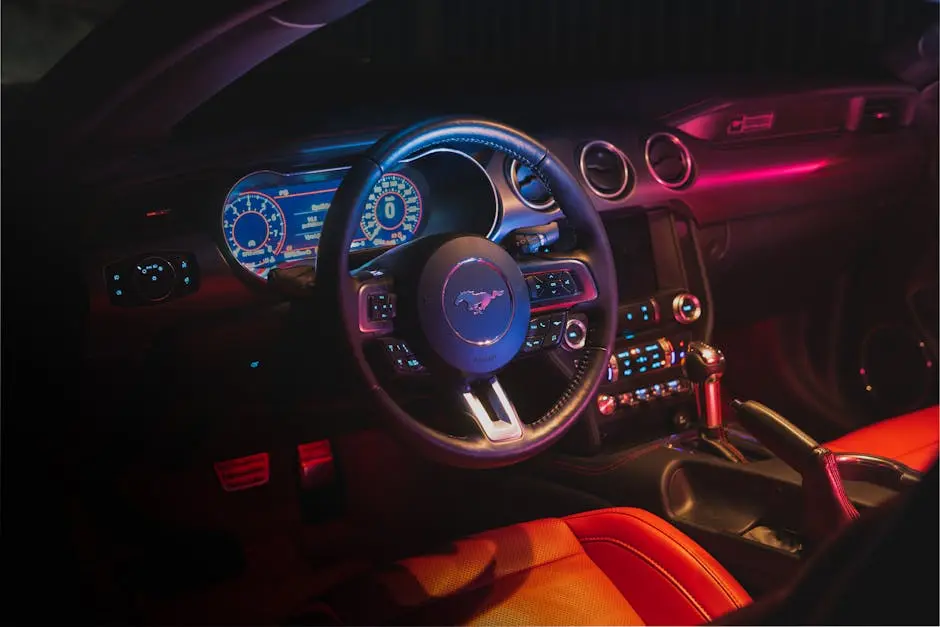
[684,342,747,463]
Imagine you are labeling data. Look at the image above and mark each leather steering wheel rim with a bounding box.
[318,117,618,468]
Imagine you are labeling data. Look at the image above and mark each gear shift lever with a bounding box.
[684,342,747,463]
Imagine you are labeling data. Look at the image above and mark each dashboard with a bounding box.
[78,80,929,453]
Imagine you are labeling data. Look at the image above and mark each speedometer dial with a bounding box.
[358,173,423,248]
[222,192,286,278]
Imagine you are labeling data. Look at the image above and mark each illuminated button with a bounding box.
[560,272,577,295]
[523,336,545,352]
[526,275,545,299]
[618,392,638,407]
[563,317,587,350]
[368,293,397,321]
[672,293,703,324]
[635,388,650,402]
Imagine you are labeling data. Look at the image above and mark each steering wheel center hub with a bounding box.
[418,237,530,374]
[443,258,513,345]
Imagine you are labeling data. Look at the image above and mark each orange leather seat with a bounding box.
[304,508,751,625]
[825,405,940,472]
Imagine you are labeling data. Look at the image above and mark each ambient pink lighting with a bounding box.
[696,159,830,188]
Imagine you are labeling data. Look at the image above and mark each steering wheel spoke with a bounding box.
[459,377,524,443]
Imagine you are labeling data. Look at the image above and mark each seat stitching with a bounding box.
[605,511,747,608]
[565,509,747,608]
[579,535,711,623]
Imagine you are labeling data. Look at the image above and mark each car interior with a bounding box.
[2,0,939,624]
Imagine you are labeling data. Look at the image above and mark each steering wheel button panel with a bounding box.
[522,312,566,353]
[379,338,425,373]
[367,292,397,321]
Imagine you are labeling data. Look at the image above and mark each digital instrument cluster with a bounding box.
[222,168,424,278]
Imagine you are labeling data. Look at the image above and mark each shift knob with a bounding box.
[683,341,730,434]
[684,342,726,384]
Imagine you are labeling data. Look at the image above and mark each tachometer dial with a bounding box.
[222,192,286,277]
[358,173,423,248]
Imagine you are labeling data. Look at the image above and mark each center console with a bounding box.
[566,208,713,450]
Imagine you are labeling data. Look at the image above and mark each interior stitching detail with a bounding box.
[579,535,711,622]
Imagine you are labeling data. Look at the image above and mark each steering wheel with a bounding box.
[318,117,618,468]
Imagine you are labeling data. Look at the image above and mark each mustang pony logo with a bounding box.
[454,289,505,315]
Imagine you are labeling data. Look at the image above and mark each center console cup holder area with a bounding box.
[833,452,922,491]
[663,454,919,557]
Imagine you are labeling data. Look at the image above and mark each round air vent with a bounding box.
[645,132,694,188]
[507,159,554,210]
[578,140,631,199]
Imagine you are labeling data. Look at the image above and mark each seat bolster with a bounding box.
[564,508,751,626]
[825,406,939,472]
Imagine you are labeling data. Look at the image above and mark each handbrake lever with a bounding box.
[731,399,860,546]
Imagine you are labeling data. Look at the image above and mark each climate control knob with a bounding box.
[672,292,702,324]
[596,394,617,416]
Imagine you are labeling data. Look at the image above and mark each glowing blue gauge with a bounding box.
[222,192,286,278]
[358,173,423,248]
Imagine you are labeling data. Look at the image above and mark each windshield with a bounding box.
[1,0,121,85]
[177,0,934,138]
